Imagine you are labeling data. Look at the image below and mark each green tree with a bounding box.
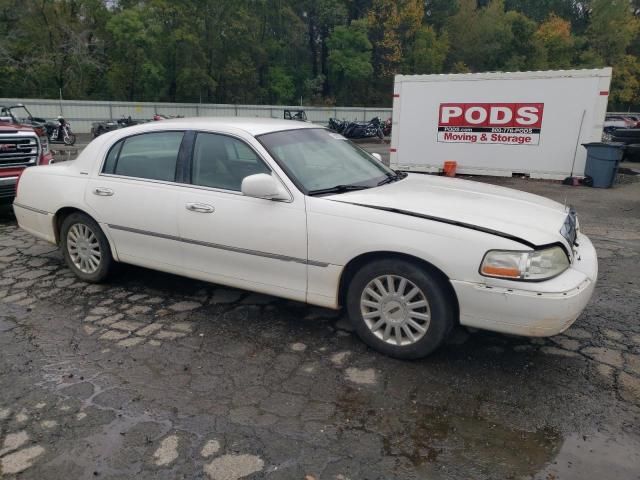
[424,0,460,30]
[367,0,424,102]
[535,14,575,69]
[266,67,296,104]
[502,10,546,70]
[0,0,108,99]
[406,26,449,74]
[3,0,640,108]
[586,0,639,65]
[445,0,544,72]
[582,0,640,110]
[106,6,164,101]
[302,0,348,96]
[504,0,583,24]
[327,19,373,103]
[609,54,640,107]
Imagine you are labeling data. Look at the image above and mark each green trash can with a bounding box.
[581,142,624,188]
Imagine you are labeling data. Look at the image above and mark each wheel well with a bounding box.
[53,207,90,244]
[337,251,459,322]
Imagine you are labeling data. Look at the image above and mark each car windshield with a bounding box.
[258,128,397,194]
[7,106,32,123]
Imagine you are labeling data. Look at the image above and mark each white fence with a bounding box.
[1,98,392,134]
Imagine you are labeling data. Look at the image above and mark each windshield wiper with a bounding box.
[307,184,371,196]
[377,170,407,186]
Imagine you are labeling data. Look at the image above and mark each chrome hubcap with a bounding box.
[67,223,101,274]
[360,275,431,346]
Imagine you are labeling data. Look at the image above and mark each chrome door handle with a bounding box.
[185,202,215,213]
[93,187,114,196]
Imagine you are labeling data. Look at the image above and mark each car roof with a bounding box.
[69,116,324,173]
[140,117,321,136]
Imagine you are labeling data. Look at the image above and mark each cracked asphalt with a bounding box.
[0,176,639,480]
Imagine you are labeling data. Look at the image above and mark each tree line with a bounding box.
[1,0,639,109]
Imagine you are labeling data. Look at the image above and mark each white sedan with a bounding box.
[13,118,597,358]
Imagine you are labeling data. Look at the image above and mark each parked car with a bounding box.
[0,106,54,204]
[12,118,597,359]
[604,114,636,131]
[284,109,309,122]
[1,104,76,145]
[153,114,184,121]
[608,128,640,161]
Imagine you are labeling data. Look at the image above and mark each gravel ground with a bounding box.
[0,163,639,479]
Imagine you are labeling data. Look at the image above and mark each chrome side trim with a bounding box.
[13,202,50,215]
[107,224,329,267]
[97,173,294,203]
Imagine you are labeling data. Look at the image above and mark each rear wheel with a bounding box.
[60,213,113,283]
[346,259,455,359]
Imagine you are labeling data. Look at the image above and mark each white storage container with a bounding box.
[390,68,612,179]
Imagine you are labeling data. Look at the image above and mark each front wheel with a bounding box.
[346,259,455,359]
[60,213,113,282]
[63,133,76,145]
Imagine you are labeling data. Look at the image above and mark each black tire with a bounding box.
[63,133,76,145]
[346,259,455,359]
[60,212,113,283]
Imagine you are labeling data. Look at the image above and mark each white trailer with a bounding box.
[390,68,612,179]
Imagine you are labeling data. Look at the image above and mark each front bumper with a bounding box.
[0,176,18,203]
[451,233,598,337]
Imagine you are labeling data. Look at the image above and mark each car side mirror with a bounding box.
[372,153,382,162]
[241,173,289,201]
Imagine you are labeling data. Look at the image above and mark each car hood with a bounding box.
[0,122,35,133]
[325,173,570,248]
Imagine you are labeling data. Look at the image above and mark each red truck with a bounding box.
[0,105,54,204]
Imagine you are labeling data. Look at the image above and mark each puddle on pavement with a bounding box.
[534,431,640,480]
[335,386,640,479]
[0,316,16,332]
[391,409,560,478]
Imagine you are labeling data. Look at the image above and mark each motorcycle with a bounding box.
[341,117,384,140]
[328,117,348,133]
[92,116,142,137]
[383,117,392,137]
[45,118,76,145]
[1,104,76,145]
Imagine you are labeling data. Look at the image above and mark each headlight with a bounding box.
[480,246,569,281]
[39,135,49,154]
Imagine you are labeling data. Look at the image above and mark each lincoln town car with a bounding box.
[13,118,597,358]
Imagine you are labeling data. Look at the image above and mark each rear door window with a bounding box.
[103,132,184,182]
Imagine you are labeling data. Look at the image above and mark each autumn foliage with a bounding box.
[1,0,639,108]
